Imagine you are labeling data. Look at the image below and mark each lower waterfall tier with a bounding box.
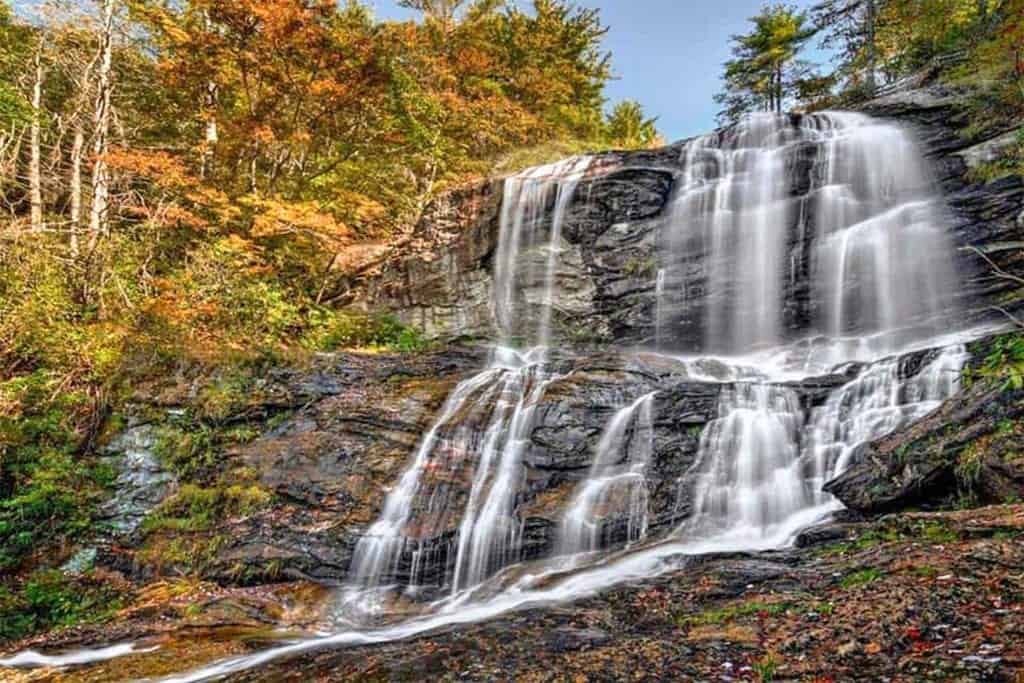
[340,338,972,603]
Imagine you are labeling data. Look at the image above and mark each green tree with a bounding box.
[604,100,660,149]
[715,3,817,123]
[0,2,32,127]
[813,0,879,94]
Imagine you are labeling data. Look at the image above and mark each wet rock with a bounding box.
[60,548,98,574]
[955,128,1022,169]
[98,425,176,535]
[826,334,1024,513]
[795,523,853,548]
[547,626,611,652]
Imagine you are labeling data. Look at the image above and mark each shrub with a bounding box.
[0,373,111,572]
[0,570,125,643]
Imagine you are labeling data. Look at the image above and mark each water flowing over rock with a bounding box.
[559,392,656,555]
[15,87,1021,681]
[494,157,593,347]
[342,110,983,613]
[684,384,807,537]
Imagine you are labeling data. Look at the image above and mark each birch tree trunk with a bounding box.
[88,0,115,248]
[70,125,84,256]
[199,11,217,180]
[201,82,218,180]
[30,46,44,232]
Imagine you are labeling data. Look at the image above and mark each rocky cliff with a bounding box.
[355,84,1023,348]
[82,80,1023,591]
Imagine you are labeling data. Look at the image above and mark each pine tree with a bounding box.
[813,0,879,94]
[715,3,817,124]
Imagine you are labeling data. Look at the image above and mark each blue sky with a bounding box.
[367,0,830,142]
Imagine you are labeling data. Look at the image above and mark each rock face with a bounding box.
[355,85,1023,348]
[826,334,1024,513]
[93,77,1022,591]
[99,426,177,535]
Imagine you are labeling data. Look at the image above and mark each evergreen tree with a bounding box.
[604,100,660,149]
[715,3,817,124]
[813,0,879,94]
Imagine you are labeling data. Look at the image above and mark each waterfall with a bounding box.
[686,383,806,537]
[686,344,969,539]
[560,392,656,555]
[349,159,592,601]
[803,344,970,497]
[493,157,592,347]
[347,112,969,615]
[448,365,561,593]
[348,347,555,597]
[658,112,959,357]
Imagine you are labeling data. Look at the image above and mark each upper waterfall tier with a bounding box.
[362,105,1019,359]
[663,112,960,356]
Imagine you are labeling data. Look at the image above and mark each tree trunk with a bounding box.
[201,85,218,180]
[199,11,217,180]
[30,46,44,232]
[775,64,784,114]
[70,125,84,257]
[865,0,878,94]
[89,0,115,248]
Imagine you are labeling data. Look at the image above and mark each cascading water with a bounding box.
[803,345,970,496]
[347,159,591,604]
[9,112,989,681]
[560,392,656,555]
[685,384,806,537]
[685,345,969,540]
[347,112,971,606]
[493,157,592,347]
[658,112,959,358]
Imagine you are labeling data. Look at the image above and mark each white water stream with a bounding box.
[0,114,985,680]
[560,392,656,555]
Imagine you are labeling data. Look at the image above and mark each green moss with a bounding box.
[677,600,792,627]
[196,371,254,423]
[917,521,959,544]
[818,528,904,557]
[153,424,218,480]
[839,567,884,589]
[623,256,657,278]
[142,483,271,535]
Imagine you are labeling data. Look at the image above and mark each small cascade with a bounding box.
[809,113,957,344]
[685,383,806,537]
[560,392,657,555]
[685,344,970,540]
[449,365,562,593]
[804,344,970,496]
[347,347,556,599]
[493,157,592,346]
[661,116,798,353]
